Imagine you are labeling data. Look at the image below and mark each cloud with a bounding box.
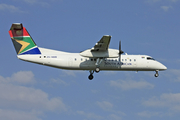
[164,69,180,82]
[146,0,162,3]
[143,93,180,111]
[22,0,42,4]
[77,110,126,120]
[146,0,178,12]
[0,109,42,120]
[0,83,67,111]
[0,71,35,84]
[11,71,35,84]
[97,101,113,111]
[137,111,163,118]
[146,0,179,3]
[96,101,126,120]
[0,4,24,13]
[0,71,67,120]
[61,70,86,77]
[108,114,122,120]
[168,0,179,2]
[77,111,103,120]
[20,0,50,7]
[110,79,154,90]
[62,70,76,77]
[77,110,125,120]
[161,6,173,11]
[50,78,68,86]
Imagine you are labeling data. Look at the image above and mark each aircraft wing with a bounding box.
[91,35,111,52]
[80,35,119,58]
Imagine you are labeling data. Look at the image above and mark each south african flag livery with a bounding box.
[9,23,41,55]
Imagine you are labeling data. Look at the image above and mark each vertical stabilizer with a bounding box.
[9,23,41,55]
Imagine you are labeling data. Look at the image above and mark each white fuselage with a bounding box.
[17,47,167,72]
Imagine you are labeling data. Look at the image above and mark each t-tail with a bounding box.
[9,23,41,55]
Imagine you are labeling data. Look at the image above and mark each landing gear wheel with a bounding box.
[154,71,159,77]
[88,74,94,80]
[155,73,159,77]
[95,67,100,73]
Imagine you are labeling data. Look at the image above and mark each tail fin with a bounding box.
[9,23,41,55]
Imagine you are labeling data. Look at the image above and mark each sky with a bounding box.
[0,0,180,120]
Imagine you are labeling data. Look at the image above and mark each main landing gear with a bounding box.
[95,58,103,73]
[88,58,103,80]
[88,67,101,80]
[95,67,100,73]
[88,67,100,80]
[154,70,159,77]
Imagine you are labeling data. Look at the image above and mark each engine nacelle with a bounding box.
[80,48,119,58]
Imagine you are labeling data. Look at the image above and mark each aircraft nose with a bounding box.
[162,65,167,70]
[159,64,167,70]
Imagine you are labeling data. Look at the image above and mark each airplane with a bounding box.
[9,23,167,80]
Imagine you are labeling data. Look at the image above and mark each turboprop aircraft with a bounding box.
[9,23,167,80]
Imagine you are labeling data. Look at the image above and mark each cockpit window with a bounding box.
[147,57,155,60]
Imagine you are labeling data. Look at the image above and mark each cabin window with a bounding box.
[91,59,93,61]
[122,59,124,61]
[40,56,41,58]
[125,59,127,61]
[44,56,46,58]
[81,58,83,61]
[134,59,136,62]
[94,59,96,61]
[130,59,131,61]
[75,58,77,61]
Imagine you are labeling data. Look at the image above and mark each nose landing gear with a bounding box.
[154,70,159,77]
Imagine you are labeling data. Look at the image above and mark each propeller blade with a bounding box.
[119,41,121,54]
[119,41,124,55]
[119,41,124,61]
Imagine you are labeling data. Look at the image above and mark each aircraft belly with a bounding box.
[79,60,138,71]
[80,61,96,70]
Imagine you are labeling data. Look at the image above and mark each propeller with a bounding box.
[118,41,124,61]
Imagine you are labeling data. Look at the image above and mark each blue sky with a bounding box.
[0,0,180,120]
